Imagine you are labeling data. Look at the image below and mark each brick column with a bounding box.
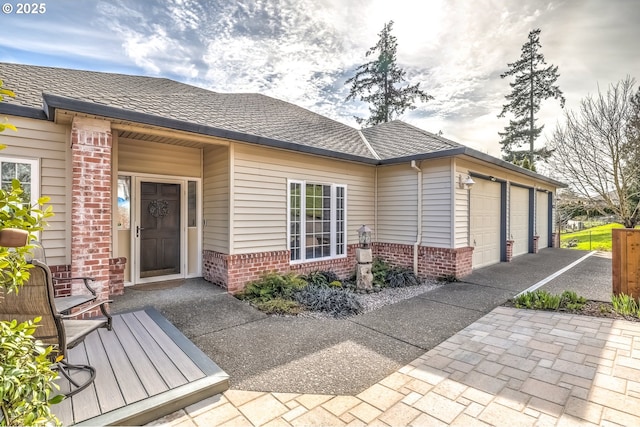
[532,236,540,254]
[70,117,112,305]
[505,240,514,262]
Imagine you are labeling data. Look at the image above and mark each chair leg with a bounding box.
[55,360,97,397]
[99,302,113,331]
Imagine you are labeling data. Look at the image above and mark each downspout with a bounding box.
[411,160,422,275]
[374,167,378,248]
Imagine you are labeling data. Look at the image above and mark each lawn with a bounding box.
[561,222,625,251]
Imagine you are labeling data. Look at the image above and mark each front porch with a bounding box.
[52,308,229,426]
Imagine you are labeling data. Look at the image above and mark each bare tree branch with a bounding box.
[549,76,640,228]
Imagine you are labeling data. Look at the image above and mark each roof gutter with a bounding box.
[41,93,380,165]
[0,102,48,120]
[33,93,565,188]
[380,147,566,188]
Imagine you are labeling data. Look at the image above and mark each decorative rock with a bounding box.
[356,263,373,291]
[356,248,373,264]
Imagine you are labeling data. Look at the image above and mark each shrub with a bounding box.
[295,285,362,317]
[560,290,586,311]
[302,270,341,288]
[0,318,63,426]
[238,272,307,302]
[611,293,640,317]
[371,258,391,288]
[513,289,587,312]
[253,298,303,315]
[386,267,420,288]
[513,290,561,310]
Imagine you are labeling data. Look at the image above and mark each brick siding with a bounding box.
[372,242,474,280]
[70,119,112,306]
[108,257,127,296]
[506,240,514,262]
[204,243,474,293]
[51,257,128,301]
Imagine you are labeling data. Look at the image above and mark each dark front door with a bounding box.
[140,182,181,278]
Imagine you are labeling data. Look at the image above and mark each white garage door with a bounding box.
[510,186,530,257]
[536,191,549,249]
[471,179,502,268]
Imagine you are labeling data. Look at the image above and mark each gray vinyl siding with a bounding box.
[376,164,417,244]
[231,144,374,254]
[203,145,229,253]
[1,116,68,265]
[422,159,453,248]
[454,160,470,248]
[118,138,202,177]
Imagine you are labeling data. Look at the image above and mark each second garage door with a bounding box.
[471,179,502,268]
[510,186,530,257]
[536,191,549,249]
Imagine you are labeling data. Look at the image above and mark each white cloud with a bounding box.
[3,0,638,159]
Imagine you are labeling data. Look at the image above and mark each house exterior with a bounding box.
[0,62,564,302]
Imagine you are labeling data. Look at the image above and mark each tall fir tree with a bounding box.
[498,28,565,169]
[346,21,432,127]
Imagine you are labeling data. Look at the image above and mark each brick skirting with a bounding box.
[51,257,127,299]
[372,242,474,280]
[506,240,514,262]
[203,246,359,294]
[204,243,475,294]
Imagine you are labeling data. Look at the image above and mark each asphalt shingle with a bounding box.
[0,62,471,163]
[362,120,462,160]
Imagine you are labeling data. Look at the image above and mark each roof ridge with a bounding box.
[387,120,462,148]
[357,130,381,160]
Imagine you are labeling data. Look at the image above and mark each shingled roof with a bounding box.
[0,62,375,159]
[362,120,462,159]
[0,62,565,186]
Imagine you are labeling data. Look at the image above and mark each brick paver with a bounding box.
[149,307,640,426]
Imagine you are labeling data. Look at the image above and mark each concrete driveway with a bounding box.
[112,248,612,395]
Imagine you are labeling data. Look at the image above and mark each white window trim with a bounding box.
[0,156,40,206]
[287,179,347,264]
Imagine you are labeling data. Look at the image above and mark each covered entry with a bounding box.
[470,178,504,268]
[116,174,202,286]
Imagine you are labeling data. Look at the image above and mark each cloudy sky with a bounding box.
[1,0,639,156]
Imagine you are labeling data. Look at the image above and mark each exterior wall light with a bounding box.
[357,224,372,249]
[458,174,475,190]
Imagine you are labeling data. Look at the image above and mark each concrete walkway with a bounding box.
[114,248,639,425]
[150,306,640,426]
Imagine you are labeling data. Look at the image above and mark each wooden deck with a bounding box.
[52,308,229,426]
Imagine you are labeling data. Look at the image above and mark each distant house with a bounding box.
[0,62,564,300]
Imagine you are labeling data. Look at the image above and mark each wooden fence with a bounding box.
[612,229,640,298]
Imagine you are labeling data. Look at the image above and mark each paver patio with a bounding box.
[148,306,640,426]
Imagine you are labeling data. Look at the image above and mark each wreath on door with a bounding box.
[148,200,169,218]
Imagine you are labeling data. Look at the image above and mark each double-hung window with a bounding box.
[288,180,346,262]
[0,157,39,206]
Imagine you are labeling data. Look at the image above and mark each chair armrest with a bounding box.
[60,299,113,319]
[55,295,97,314]
[52,276,97,296]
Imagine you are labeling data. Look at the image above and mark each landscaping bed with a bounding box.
[235,259,441,318]
[503,289,640,323]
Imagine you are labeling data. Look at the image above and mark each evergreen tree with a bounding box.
[498,29,565,169]
[346,21,432,127]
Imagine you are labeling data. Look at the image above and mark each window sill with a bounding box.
[290,254,348,265]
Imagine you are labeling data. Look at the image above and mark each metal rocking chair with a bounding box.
[0,258,113,397]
